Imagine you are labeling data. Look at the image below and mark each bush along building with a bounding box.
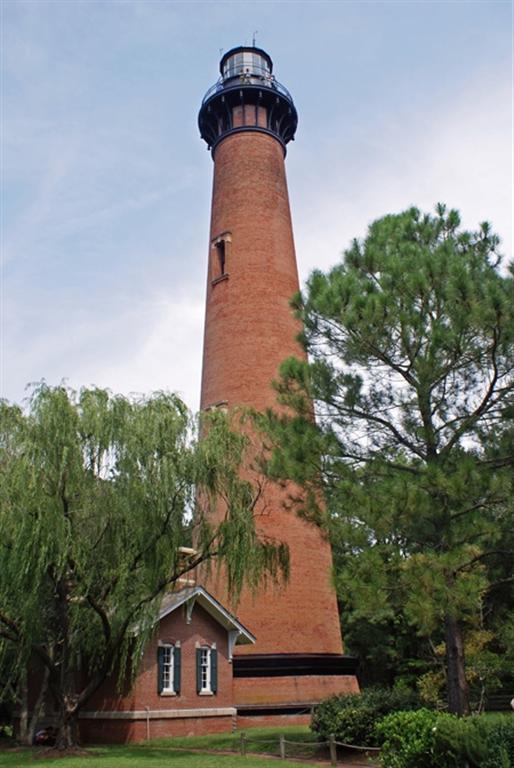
[198,46,359,727]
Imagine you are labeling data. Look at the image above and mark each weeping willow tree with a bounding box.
[0,384,288,748]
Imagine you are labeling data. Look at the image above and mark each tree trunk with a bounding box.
[18,671,29,745]
[55,707,80,749]
[445,612,470,715]
[28,665,50,746]
[17,664,49,746]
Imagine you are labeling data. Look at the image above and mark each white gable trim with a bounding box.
[158,585,255,646]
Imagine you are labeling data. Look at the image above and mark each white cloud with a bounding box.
[90,293,204,410]
[3,290,204,411]
[292,73,512,280]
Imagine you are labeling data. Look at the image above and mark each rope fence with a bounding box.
[237,732,381,765]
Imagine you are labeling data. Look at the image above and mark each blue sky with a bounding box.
[2,0,512,411]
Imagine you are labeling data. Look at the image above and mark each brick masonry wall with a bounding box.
[81,603,236,742]
[79,715,234,744]
[235,674,359,706]
[87,603,234,712]
[200,130,345,659]
[237,713,311,730]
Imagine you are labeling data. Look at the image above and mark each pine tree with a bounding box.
[261,205,514,715]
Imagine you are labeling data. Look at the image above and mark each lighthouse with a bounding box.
[198,46,358,722]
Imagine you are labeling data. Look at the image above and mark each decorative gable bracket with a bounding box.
[185,597,196,625]
[228,630,240,662]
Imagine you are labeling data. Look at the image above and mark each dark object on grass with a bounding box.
[34,727,56,747]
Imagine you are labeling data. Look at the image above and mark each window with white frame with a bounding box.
[162,645,174,692]
[200,647,211,692]
[158,643,181,695]
[196,645,217,694]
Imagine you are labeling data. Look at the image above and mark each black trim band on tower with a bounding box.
[211,126,287,157]
[237,703,314,717]
[233,654,359,678]
[199,82,297,153]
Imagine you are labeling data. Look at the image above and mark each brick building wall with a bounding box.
[235,674,359,706]
[80,603,236,743]
[200,130,344,665]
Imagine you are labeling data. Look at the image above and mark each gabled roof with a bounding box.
[158,585,256,646]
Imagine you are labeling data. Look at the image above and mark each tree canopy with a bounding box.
[0,384,288,747]
[260,205,514,715]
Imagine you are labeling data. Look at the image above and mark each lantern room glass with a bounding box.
[222,51,271,81]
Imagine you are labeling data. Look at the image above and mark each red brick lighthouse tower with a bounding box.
[198,47,358,722]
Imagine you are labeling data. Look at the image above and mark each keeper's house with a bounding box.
[79,586,255,743]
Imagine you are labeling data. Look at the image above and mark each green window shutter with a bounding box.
[173,646,181,695]
[211,648,218,694]
[196,648,202,694]
[157,646,165,694]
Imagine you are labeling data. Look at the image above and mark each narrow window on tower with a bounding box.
[210,232,231,285]
[216,240,225,275]
[204,400,228,413]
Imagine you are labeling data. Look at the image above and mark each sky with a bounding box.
[2,0,512,412]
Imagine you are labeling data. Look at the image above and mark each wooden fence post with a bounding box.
[240,732,246,756]
[279,734,286,759]
[329,733,337,766]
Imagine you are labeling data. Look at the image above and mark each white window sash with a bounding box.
[162,645,175,693]
[200,648,211,693]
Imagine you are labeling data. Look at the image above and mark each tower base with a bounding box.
[233,653,359,727]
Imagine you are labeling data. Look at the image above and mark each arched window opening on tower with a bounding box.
[211,232,231,285]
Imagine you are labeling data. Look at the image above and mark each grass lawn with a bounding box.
[0,743,312,768]
[0,727,326,767]
[150,725,319,753]
[0,725,387,767]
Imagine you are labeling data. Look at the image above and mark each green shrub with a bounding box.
[311,686,421,747]
[375,709,438,768]
[331,704,376,746]
[377,710,514,768]
[433,714,514,768]
[311,693,373,745]
[481,716,514,768]
[431,715,489,767]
